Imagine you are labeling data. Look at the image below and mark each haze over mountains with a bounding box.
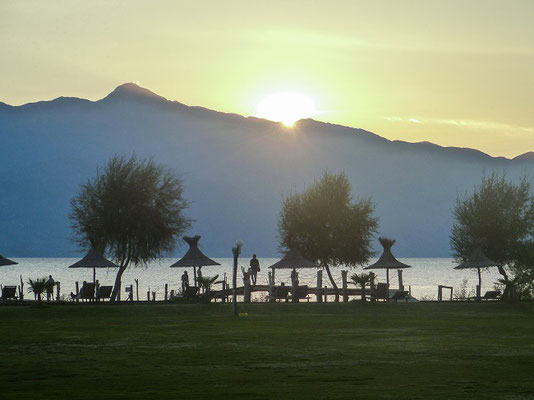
[1,83,532,258]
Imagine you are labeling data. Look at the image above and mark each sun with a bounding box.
[256,92,317,126]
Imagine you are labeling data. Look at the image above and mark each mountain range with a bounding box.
[1,83,532,258]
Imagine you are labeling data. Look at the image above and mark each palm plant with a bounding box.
[350,272,373,302]
[27,277,47,304]
[197,274,222,301]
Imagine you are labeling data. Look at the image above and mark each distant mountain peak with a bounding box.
[100,82,167,103]
[513,151,534,161]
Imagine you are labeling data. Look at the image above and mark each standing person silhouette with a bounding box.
[181,270,189,293]
[46,275,55,301]
[249,254,260,285]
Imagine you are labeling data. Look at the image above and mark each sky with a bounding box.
[1,0,533,158]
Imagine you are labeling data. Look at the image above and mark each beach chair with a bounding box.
[391,290,409,303]
[268,286,290,302]
[183,286,199,300]
[77,282,96,302]
[1,286,18,302]
[290,285,310,302]
[371,283,389,302]
[96,286,113,301]
[482,290,501,301]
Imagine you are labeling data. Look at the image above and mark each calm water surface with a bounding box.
[1,258,503,301]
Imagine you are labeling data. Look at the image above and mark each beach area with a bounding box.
[1,257,503,302]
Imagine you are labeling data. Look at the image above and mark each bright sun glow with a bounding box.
[256,92,317,126]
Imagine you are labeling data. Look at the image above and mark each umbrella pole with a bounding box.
[386,269,390,287]
[93,267,96,302]
[477,267,482,301]
[194,267,197,287]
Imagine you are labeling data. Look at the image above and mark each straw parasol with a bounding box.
[0,254,17,266]
[364,237,412,286]
[268,248,319,281]
[454,245,500,300]
[68,248,120,290]
[169,235,220,285]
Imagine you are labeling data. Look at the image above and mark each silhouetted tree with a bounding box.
[28,277,47,304]
[451,173,534,300]
[278,172,378,301]
[350,272,373,302]
[70,155,191,302]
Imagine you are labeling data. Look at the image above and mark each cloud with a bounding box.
[384,116,534,138]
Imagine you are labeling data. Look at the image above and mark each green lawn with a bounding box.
[1,302,534,399]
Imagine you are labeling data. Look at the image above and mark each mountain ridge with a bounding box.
[3,82,528,162]
[0,83,532,257]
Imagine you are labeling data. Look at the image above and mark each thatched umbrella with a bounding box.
[68,248,120,290]
[0,254,17,266]
[364,237,412,286]
[268,248,319,281]
[169,235,220,285]
[454,245,500,300]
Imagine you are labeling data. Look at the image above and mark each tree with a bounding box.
[197,274,223,301]
[28,277,47,304]
[70,155,191,302]
[350,272,373,302]
[451,173,534,300]
[278,172,378,301]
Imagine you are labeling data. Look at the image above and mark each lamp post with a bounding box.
[232,240,243,316]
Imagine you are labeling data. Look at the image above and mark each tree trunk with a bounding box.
[324,264,339,302]
[497,265,511,301]
[111,265,127,302]
[361,283,366,302]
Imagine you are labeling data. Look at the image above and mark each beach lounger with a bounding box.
[482,290,501,301]
[290,285,310,302]
[77,282,96,302]
[268,286,290,302]
[371,283,389,302]
[467,290,502,301]
[96,285,113,301]
[391,290,410,303]
[1,286,18,302]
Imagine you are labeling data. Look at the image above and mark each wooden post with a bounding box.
[268,271,275,303]
[324,286,328,302]
[438,285,443,302]
[135,279,139,301]
[316,270,323,303]
[477,267,482,301]
[370,273,375,302]
[56,282,60,302]
[232,242,242,316]
[165,283,168,301]
[398,269,404,291]
[147,289,150,301]
[75,281,79,303]
[19,274,24,302]
[243,269,251,303]
[291,269,298,303]
[341,270,348,302]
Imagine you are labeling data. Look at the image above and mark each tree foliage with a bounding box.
[70,155,191,301]
[450,173,534,299]
[278,172,378,300]
[27,277,47,304]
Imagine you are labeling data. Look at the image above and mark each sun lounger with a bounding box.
[266,286,290,302]
[290,285,310,302]
[76,282,96,301]
[371,283,389,301]
[390,290,410,303]
[1,286,18,302]
[96,285,113,301]
[466,290,502,301]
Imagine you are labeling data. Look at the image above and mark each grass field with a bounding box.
[1,301,534,399]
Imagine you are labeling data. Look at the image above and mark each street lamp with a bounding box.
[232,240,243,316]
